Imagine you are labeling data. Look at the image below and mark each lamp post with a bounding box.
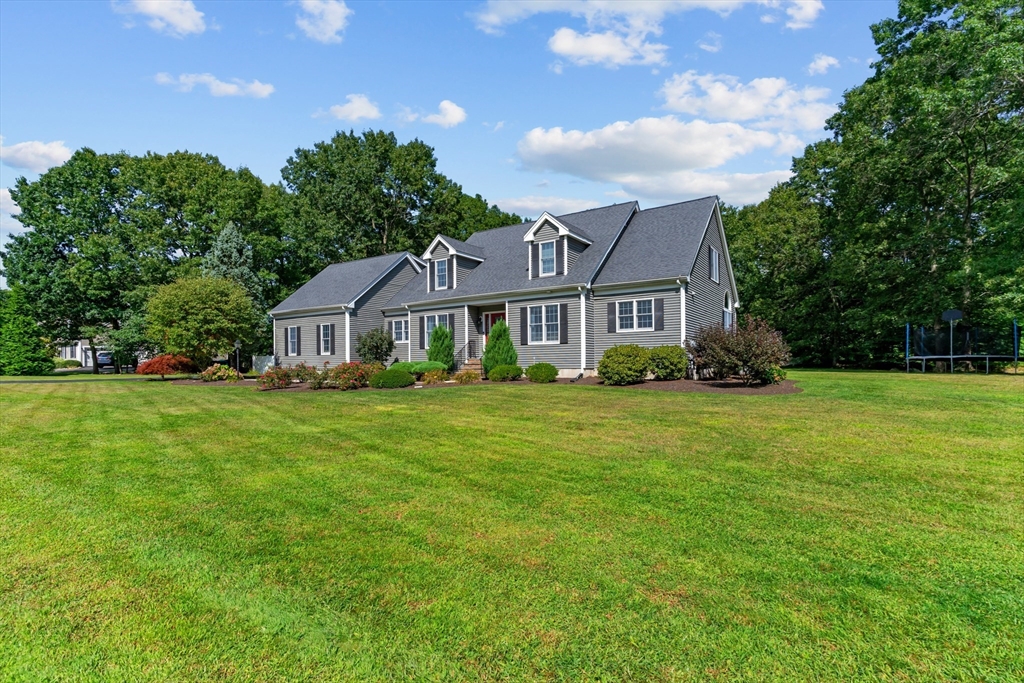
[234,339,242,372]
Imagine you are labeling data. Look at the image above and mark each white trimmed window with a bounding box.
[287,326,298,356]
[710,246,720,283]
[320,324,331,355]
[723,293,732,328]
[424,314,448,348]
[393,319,408,343]
[539,241,556,276]
[435,259,448,289]
[617,299,654,332]
[528,304,559,344]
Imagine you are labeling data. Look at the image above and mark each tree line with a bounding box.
[0,131,524,371]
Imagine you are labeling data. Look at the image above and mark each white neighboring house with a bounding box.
[57,340,106,367]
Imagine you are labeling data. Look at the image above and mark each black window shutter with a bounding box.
[449,256,456,288]
[387,320,393,338]
[449,313,456,344]
[654,299,664,331]
[283,326,288,356]
[530,243,539,279]
[607,302,616,333]
[428,261,435,292]
[559,303,568,344]
[520,307,528,345]
[296,326,301,356]
[556,238,565,275]
[419,316,425,350]
[316,324,322,353]
[330,324,336,354]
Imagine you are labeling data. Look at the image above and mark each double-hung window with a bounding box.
[539,241,556,276]
[710,246,720,283]
[320,324,331,355]
[617,299,654,331]
[435,259,448,289]
[424,314,447,348]
[528,304,559,343]
[393,319,408,343]
[288,326,298,356]
[723,293,732,328]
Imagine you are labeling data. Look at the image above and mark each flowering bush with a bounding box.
[453,369,479,384]
[421,369,449,385]
[200,363,243,382]
[289,362,320,383]
[257,366,291,390]
[325,362,374,390]
[136,354,198,378]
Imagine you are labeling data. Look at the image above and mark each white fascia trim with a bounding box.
[402,284,584,309]
[523,213,593,245]
[585,202,638,288]
[272,304,350,319]
[591,276,686,296]
[422,235,484,263]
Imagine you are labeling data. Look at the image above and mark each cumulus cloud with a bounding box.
[422,100,467,128]
[0,136,73,173]
[659,70,835,132]
[115,0,206,37]
[494,195,601,217]
[327,94,381,121]
[807,53,839,75]
[697,31,722,53]
[785,0,824,29]
[155,73,274,98]
[295,0,353,43]
[548,27,667,67]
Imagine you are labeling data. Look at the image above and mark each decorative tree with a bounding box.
[427,324,455,371]
[146,277,260,368]
[481,319,517,376]
[0,287,55,376]
[356,326,395,364]
[201,222,267,308]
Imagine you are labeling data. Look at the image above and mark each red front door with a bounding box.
[484,312,506,345]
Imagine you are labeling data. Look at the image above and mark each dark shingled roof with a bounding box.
[592,197,718,287]
[270,252,417,314]
[434,235,486,260]
[387,202,638,307]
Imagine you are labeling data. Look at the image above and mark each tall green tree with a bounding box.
[0,287,54,376]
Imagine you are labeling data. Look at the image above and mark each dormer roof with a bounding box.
[523,212,594,245]
[422,234,486,261]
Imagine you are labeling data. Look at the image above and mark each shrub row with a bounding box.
[257,361,385,391]
[597,344,688,385]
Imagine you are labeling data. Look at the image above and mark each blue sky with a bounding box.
[1,0,897,247]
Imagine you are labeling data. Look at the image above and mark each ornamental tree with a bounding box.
[427,324,454,371]
[481,319,517,376]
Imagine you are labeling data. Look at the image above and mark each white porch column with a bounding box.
[345,310,351,363]
[680,284,687,347]
[580,290,587,371]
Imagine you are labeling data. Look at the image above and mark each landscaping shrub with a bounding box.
[420,369,449,385]
[289,362,320,383]
[326,362,375,390]
[137,354,198,378]
[413,361,447,375]
[598,345,651,385]
[453,369,479,384]
[427,325,455,371]
[369,368,415,389]
[488,364,523,382]
[257,366,291,390]
[356,327,395,364]
[53,359,83,369]
[648,345,688,380]
[732,316,791,385]
[362,362,386,377]
[0,287,55,376]
[686,327,739,380]
[200,363,243,382]
[525,362,558,383]
[481,319,517,376]
[388,361,417,374]
[307,365,330,390]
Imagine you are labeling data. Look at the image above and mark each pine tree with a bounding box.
[201,222,266,308]
[427,324,455,371]
[481,319,517,375]
[0,287,55,376]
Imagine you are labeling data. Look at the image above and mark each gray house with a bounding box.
[270,196,739,377]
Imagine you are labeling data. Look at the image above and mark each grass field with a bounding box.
[1,370,1021,681]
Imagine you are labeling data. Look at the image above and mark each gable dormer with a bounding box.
[421,235,485,292]
[523,212,593,279]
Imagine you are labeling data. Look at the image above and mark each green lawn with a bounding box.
[1,371,1021,681]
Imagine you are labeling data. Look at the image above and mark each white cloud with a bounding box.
[697,31,722,53]
[155,73,274,98]
[115,0,206,37]
[548,27,667,67]
[295,0,353,43]
[0,136,73,173]
[659,70,835,132]
[422,100,467,128]
[807,53,839,75]
[785,0,823,29]
[493,121,505,131]
[494,195,602,216]
[327,94,381,121]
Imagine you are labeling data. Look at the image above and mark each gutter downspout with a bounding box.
[677,279,687,347]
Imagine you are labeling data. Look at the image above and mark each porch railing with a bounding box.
[453,340,477,370]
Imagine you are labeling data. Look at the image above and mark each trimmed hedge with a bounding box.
[525,362,558,383]
[488,364,523,382]
[369,368,415,388]
[389,361,446,377]
[598,345,651,385]
[648,345,688,380]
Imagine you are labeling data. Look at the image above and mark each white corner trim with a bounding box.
[345,311,351,363]
[580,289,587,370]
[407,309,412,362]
[464,304,469,348]
[680,283,687,347]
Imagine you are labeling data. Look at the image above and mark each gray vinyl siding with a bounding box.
[410,306,469,362]
[455,256,479,290]
[275,312,347,368]
[567,237,587,273]
[533,224,559,241]
[507,293,582,372]
[348,260,419,361]
[384,311,413,362]
[593,287,682,362]
[465,305,485,359]
[430,243,449,259]
[685,212,734,340]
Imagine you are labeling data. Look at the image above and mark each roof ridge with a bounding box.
[636,196,718,212]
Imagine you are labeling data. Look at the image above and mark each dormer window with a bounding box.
[435,258,448,289]
[539,241,556,276]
